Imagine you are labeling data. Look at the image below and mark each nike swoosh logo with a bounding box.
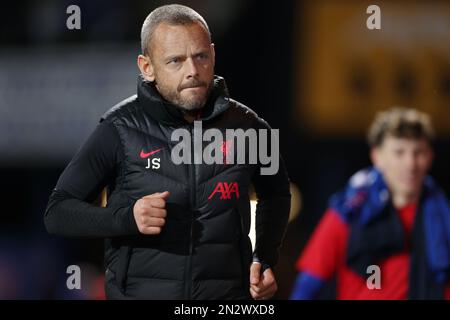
[140,148,164,158]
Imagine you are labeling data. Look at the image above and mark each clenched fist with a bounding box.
[133,191,170,235]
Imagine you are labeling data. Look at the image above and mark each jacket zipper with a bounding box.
[184,123,196,299]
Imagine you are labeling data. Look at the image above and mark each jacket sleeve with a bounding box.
[291,208,349,299]
[251,117,291,269]
[44,120,139,238]
[290,272,326,300]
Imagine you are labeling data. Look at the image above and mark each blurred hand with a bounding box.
[133,191,170,235]
[249,262,277,300]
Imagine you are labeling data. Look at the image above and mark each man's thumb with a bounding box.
[159,191,170,199]
[142,191,170,199]
[250,262,261,285]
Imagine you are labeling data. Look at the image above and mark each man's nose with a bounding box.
[185,58,199,78]
[405,152,418,170]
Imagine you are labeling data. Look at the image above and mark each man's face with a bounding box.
[372,136,433,200]
[142,21,215,112]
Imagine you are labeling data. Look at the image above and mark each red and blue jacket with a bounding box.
[291,167,450,299]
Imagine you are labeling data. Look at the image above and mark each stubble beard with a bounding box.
[157,78,214,116]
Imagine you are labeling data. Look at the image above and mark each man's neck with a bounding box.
[182,109,203,123]
[184,114,196,123]
[392,192,419,208]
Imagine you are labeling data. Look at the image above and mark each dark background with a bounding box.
[1,0,449,299]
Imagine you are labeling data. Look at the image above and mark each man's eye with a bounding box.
[168,58,180,64]
[197,53,208,60]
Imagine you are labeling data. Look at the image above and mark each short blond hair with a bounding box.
[141,4,211,56]
[367,107,435,147]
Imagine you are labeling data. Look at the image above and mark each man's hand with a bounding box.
[249,262,278,300]
[133,191,170,235]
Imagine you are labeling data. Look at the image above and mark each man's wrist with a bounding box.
[124,205,140,234]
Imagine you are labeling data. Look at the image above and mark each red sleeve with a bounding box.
[295,208,349,280]
[445,283,450,300]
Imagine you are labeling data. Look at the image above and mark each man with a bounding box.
[291,108,450,299]
[44,4,290,300]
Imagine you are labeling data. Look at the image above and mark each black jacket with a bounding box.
[44,76,291,299]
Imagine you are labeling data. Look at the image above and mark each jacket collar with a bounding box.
[137,75,230,127]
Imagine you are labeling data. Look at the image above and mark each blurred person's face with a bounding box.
[371,136,433,206]
[138,21,215,112]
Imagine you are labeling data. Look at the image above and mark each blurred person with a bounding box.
[291,107,450,299]
[44,4,290,300]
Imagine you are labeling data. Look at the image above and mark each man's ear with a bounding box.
[426,148,435,171]
[137,54,155,82]
[210,43,215,67]
[371,147,382,170]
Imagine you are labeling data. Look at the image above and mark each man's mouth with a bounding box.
[399,175,420,184]
[181,86,206,94]
[179,81,206,91]
[185,86,203,89]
